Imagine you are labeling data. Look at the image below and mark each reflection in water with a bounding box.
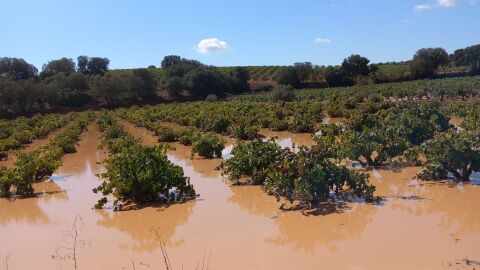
[260,129,315,148]
[96,201,196,251]
[1,121,480,270]
[267,204,377,252]
[228,186,279,217]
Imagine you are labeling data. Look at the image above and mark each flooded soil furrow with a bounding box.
[1,121,479,270]
[0,126,69,168]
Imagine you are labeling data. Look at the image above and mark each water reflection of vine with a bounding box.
[95,200,196,251]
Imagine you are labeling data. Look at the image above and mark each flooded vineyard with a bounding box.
[1,121,479,270]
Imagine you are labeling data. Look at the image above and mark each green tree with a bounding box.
[77,55,88,73]
[132,68,156,98]
[40,58,76,78]
[341,54,371,82]
[228,67,250,94]
[161,55,182,69]
[184,68,230,97]
[165,76,185,96]
[293,62,313,84]
[87,57,110,75]
[0,57,38,80]
[453,44,480,75]
[324,66,353,87]
[410,48,449,79]
[275,66,301,88]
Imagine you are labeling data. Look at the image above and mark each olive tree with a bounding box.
[409,48,449,79]
[0,57,38,80]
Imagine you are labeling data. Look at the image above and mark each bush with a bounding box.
[205,94,218,102]
[269,119,289,131]
[165,76,185,96]
[222,139,376,207]
[208,117,231,134]
[176,127,199,146]
[326,103,345,117]
[9,153,36,196]
[339,102,450,167]
[152,125,177,142]
[222,138,287,185]
[264,147,375,206]
[0,167,11,196]
[94,144,195,208]
[418,130,479,181]
[270,85,295,102]
[192,132,225,159]
[289,113,316,133]
[229,122,260,140]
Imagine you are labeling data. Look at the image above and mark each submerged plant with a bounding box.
[191,133,225,159]
[94,144,196,208]
[223,139,376,209]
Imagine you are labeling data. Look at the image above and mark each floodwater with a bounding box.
[0,127,67,168]
[1,122,480,270]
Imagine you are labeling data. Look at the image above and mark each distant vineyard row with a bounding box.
[108,66,286,81]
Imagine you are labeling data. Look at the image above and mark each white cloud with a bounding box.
[414,0,474,11]
[314,38,332,44]
[195,38,231,54]
[414,4,432,12]
[437,0,460,7]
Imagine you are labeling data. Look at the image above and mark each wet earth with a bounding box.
[1,122,479,270]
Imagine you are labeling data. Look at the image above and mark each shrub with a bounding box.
[339,102,450,167]
[418,130,479,181]
[191,132,225,158]
[264,147,375,206]
[222,138,287,185]
[270,85,295,102]
[222,139,376,208]
[289,113,316,133]
[9,153,36,196]
[269,119,289,131]
[205,94,218,102]
[0,167,11,196]
[93,144,195,208]
[209,117,231,134]
[153,125,178,142]
[229,122,260,140]
[326,103,345,117]
[176,127,199,146]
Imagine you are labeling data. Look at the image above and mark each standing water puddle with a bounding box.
[1,122,479,270]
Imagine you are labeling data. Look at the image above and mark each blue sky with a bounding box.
[1,0,479,69]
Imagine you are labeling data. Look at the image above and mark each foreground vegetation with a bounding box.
[93,112,196,209]
[0,112,94,197]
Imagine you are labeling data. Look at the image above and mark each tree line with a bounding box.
[0,43,478,115]
[161,55,250,98]
[0,56,156,115]
[273,44,480,90]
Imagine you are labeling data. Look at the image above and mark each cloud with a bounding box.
[414,4,432,12]
[314,38,332,44]
[437,0,460,7]
[414,0,474,11]
[195,38,231,54]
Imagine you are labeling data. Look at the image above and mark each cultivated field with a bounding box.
[1,74,479,269]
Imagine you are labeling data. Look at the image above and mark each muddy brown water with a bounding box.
[0,127,68,168]
[1,122,480,270]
